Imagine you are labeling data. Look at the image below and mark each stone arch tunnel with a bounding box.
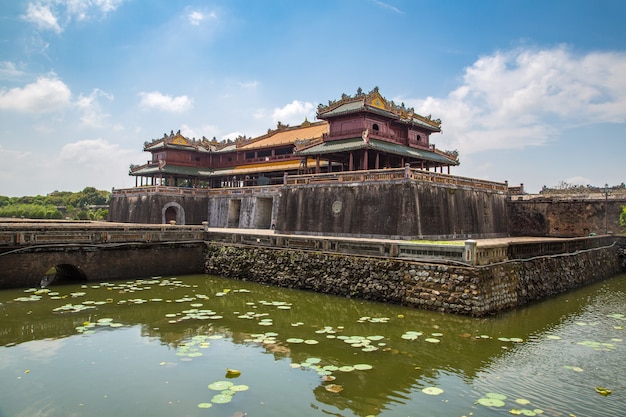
[0,242,206,290]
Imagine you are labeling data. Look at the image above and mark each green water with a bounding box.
[0,273,624,417]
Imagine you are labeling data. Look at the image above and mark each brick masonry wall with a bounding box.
[204,243,621,316]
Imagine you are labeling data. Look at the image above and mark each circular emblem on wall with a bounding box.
[332,200,342,214]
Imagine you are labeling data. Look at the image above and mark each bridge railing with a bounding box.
[0,223,207,247]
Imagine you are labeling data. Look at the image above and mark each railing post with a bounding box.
[464,239,477,266]
[283,172,288,185]
[404,163,410,179]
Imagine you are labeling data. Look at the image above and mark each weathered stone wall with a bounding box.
[204,243,621,316]
[508,198,626,237]
[109,193,209,225]
[276,181,509,239]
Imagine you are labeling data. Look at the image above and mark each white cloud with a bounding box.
[1,140,143,196]
[138,91,193,113]
[238,81,259,89]
[75,88,114,127]
[564,176,592,186]
[22,3,62,33]
[0,75,72,113]
[180,123,220,140]
[271,100,316,125]
[371,0,403,14]
[66,0,124,19]
[0,61,25,79]
[406,46,626,155]
[185,6,217,26]
[21,0,125,33]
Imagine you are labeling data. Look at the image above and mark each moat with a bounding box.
[1,273,624,417]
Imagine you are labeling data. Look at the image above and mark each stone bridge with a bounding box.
[0,220,207,289]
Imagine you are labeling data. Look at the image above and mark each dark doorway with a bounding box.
[165,206,177,223]
[41,264,87,287]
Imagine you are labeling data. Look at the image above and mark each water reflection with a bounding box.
[0,274,624,417]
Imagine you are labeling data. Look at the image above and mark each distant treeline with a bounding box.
[0,187,110,221]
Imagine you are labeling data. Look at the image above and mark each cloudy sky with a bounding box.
[1,0,625,196]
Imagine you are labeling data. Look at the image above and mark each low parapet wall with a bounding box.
[203,241,621,316]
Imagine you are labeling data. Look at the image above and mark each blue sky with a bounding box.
[1,0,625,196]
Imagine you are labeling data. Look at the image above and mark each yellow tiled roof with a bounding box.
[239,122,328,150]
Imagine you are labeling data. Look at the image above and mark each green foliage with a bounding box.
[0,204,63,219]
[620,206,626,227]
[0,187,110,221]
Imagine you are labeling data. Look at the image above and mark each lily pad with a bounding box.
[422,387,444,395]
[211,394,232,404]
[353,364,373,371]
[231,384,249,392]
[197,402,213,408]
[477,397,506,407]
[424,338,440,343]
[208,381,234,391]
[325,384,343,393]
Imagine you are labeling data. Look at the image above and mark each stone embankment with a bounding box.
[204,242,621,316]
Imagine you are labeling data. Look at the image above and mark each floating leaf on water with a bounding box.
[425,338,440,343]
[338,366,354,372]
[431,332,443,337]
[498,337,511,342]
[546,335,561,340]
[422,387,444,395]
[304,340,319,345]
[353,364,373,371]
[286,338,304,344]
[520,410,536,416]
[197,403,213,408]
[515,398,531,405]
[564,365,584,372]
[208,381,234,391]
[367,335,384,341]
[476,397,506,407]
[510,409,523,415]
[401,331,421,340]
[325,384,343,393]
[510,338,524,343]
[595,386,612,396]
[305,358,321,364]
[323,365,339,371]
[231,384,249,392]
[211,394,232,404]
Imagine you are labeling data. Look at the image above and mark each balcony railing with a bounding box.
[285,168,508,192]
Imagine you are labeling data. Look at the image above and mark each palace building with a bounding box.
[129,87,459,189]
[111,88,509,240]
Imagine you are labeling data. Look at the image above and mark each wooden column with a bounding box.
[375,153,380,169]
[363,150,368,170]
[349,152,354,171]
